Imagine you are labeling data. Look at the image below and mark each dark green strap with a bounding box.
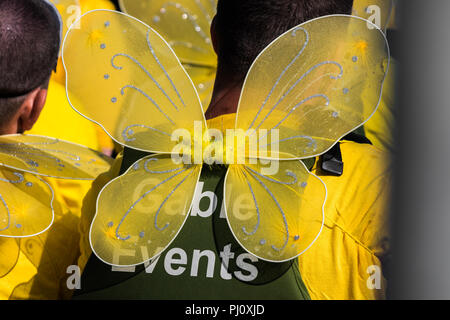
[320,132,372,176]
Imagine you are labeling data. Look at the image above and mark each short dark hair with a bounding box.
[215,0,354,81]
[0,0,61,126]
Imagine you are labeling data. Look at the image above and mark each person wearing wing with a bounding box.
[0,0,109,300]
[68,0,392,300]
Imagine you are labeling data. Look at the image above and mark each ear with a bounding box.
[17,88,48,133]
[211,15,219,55]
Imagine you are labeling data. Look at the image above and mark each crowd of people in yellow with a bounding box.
[0,0,396,300]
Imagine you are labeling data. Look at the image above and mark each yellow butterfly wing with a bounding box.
[225,161,326,262]
[119,0,216,67]
[62,9,206,154]
[90,155,202,266]
[183,64,216,110]
[235,15,390,160]
[119,0,218,108]
[0,135,112,180]
[0,167,54,238]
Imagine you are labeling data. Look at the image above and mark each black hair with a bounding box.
[215,0,354,81]
[0,0,61,126]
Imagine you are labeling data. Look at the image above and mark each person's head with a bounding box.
[0,0,61,134]
[212,0,354,83]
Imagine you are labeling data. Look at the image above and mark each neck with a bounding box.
[205,71,243,120]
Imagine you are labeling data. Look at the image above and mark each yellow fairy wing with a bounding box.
[0,238,20,277]
[184,64,216,109]
[225,161,326,262]
[353,0,396,32]
[62,9,206,153]
[118,0,218,108]
[0,135,112,180]
[90,154,202,266]
[118,0,217,67]
[0,167,54,238]
[235,15,389,160]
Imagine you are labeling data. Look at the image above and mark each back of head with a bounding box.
[215,0,354,82]
[0,0,61,127]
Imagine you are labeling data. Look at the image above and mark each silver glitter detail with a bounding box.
[158,2,211,43]
[248,27,310,132]
[146,30,186,109]
[264,135,317,153]
[0,172,24,184]
[120,85,175,125]
[153,167,196,231]
[100,43,106,49]
[111,53,181,112]
[121,124,171,143]
[352,56,358,62]
[246,169,290,252]
[0,194,11,232]
[115,167,191,240]
[168,40,208,53]
[259,94,330,142]
[251,60,343,135]
[144,158,183,174]
[245,166,298,186]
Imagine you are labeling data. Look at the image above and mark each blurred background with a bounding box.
[388,0,450,300]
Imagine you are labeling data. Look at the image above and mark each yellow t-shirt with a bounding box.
[299,141,391,300]
[0,177,82,300]
[364,59,397,152]
[52,0,117,155]
[77,114,390,300]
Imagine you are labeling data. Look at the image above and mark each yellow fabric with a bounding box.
[79,113,390,298]
[299,142,390,300]
[364,59,397,152]
[0,178,82,300]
